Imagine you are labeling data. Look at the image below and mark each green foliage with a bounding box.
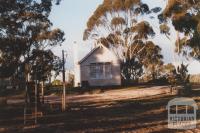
[167,67,178,86]
[159,24,170,35]
[111,17,126,26]
[167,63,191,92]
[67,73,74,88]
[121,57,143,84]
[140,41,163,80]
[161,63,176,85]
[84,0,163,83]
[163,63,176,74]
[52,79,62,86]
[176,63,191,91]
[29,50,62,82]
[159,0,200,60]
[84,0,160,62]
[0,0,64,79]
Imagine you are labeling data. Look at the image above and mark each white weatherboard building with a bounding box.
[78,45,121,87]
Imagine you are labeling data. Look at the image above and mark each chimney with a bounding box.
[73,41,80,87]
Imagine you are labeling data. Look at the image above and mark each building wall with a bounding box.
[80,47,121,86]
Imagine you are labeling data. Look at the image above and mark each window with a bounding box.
[95,63,104,79]
[105,62,112,78]
[90,64,97,79]
[90,62,112,79]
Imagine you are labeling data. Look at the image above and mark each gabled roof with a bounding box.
[78,44,116,64]
[78,46,100,64]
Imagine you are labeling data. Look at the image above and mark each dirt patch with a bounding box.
[1,86,200,133]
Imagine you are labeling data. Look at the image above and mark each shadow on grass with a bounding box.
[1,88,200,133]
[32,94,175,133]
[67,84,166,95]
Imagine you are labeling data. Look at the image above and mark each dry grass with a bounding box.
[1,85,200,133]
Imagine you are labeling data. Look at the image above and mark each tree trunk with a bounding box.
[41,81,44,104]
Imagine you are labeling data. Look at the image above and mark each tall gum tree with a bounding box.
[83,0,163,82]
[84,0,163,61]
[159,0,200,60]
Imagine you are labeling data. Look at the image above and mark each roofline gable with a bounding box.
[78,44,119,64]
[78,46,100,64]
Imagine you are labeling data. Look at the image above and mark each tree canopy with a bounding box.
[29,49,62,82]
[0,0,64,79]
[159,0,200,60]
[83,0,162,61]
[84,0,164,83]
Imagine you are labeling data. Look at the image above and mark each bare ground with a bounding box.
[1,85,200,133]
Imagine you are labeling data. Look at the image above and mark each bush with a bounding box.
[147,77,169,85]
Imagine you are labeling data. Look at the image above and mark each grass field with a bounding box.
[1,85,200,133]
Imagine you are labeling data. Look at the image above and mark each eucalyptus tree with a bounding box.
[159,0,200,60]
[84,0,163,82]
[84,0,163,60]
[0,0,64,79]
[176,63,191,91]
[121,57,143,84]
[29,50,62,83]
[140,41,164,81]
[162,63,176,75]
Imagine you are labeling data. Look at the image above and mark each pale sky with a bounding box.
[49,0,200,75]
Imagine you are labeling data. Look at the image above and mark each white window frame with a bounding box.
[89,62,112,79]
